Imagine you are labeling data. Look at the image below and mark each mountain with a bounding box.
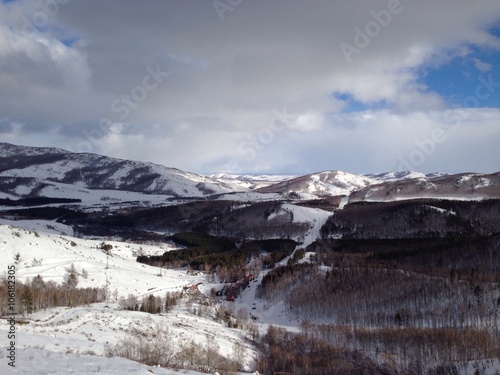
[350,172,500,202]
[256,169,500,201]
[255,170,376,197]
[210,173,297,190]
[364,171,448,182]
[0,143,242,199]
[1,142,498,202]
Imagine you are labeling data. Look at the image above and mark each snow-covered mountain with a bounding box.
[210,173,297,190]
[257,169,500,201]
[364,171,448,182]
[1,143,498,202]
[256,170,377,197]
[0,143,243,199]
[350,172,500,202]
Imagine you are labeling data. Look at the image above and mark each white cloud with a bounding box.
[472,57,493,73]
[289,113,325,132]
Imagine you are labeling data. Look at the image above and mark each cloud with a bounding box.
[0,0,499,174]
[289,113,325,132]
[472,57,493,73]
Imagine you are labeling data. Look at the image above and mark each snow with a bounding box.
[477,177,492,188]
[298,252,316,264]
[363,195,485,202]
[0,148,244,199]
[2,161,78,180]
[0,180,181,207]
[1,348,210,375]
[2,215,496,374]
[281,203,332,247]
[107,163,133,183]
[461,359,500,375]
[426,205,456,215]
[36,180,173,204]
[0,219,74,236]
[211,173,297,190]
[0,224,193,297]
[338,195,349,209]
[14,185,31,196]
[266,212,278,221]
[0,302,257,368]
[303,171,375,196]
[0,143,68,158]
[231,271,301,333]
[0,222,259,373]
[364,171,448,182]
[2,142,498,373]
[211,173,296,182]
[0,192,16,199]
[211,191,283,202]
[0,203,335,371]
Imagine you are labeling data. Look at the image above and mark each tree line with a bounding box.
[137,232,296,273]
[0,271,105,316]
[257,322,500,374]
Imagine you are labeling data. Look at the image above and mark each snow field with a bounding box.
[0,347,209,374]
[0,223,191,297]
[0,221,262,373]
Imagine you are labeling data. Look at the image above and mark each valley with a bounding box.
[0,143,499,374]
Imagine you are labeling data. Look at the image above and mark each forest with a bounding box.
[257,228,500,374]
[321,199,500,239]
[257,323,499,375]
[137,232,296,272]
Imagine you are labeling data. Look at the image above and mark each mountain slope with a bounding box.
[256,170,376,197]
[0,143,242,198]
[1,142,498,202]
[364,171,448,182]
[0,221,258,372]
[211,173,297,190]
[257,169,500,201]
[350,172,500,202]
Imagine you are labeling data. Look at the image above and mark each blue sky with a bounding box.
[333,93,389,113]
[420,48,500,108]
[0,1,499,175]
[335,32,500,113]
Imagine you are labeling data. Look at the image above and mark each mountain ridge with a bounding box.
[0,142,499,201]
[0,142,240,198]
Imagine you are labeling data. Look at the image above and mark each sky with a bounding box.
[0,0,499,175]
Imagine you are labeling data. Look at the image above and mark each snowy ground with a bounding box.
[0,221,195,298]
[0,301,258,373]
[1,217,499,374]
[1,347,209,375]
[0,220,261,374]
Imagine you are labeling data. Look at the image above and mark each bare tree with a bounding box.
[106,320,177,367]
